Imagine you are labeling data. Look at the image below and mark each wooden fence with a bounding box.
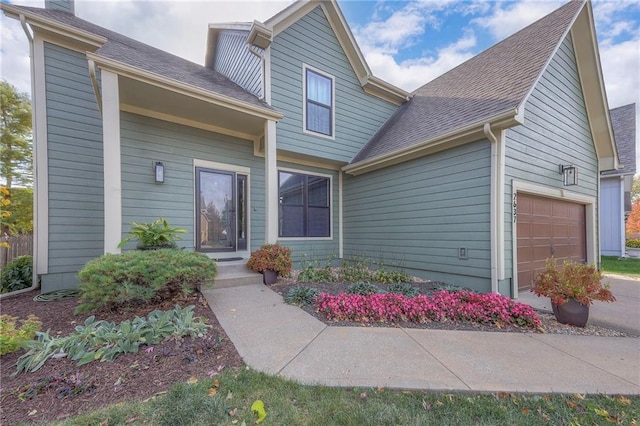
[0,235,33,268]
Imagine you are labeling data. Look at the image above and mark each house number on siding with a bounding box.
[512,193,517,223]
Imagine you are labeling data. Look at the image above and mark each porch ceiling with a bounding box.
[118,76,266,139]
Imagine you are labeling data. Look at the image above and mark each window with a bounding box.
[304,66,334,137]
[279,171,330,237]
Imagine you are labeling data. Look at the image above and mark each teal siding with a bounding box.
[43,42,103,291]
[343,140,493,292]
[270,6,397,163]
[120,113,265,252]
[276,161,340,264]
[504,34,599,281]
[214,31,263,98]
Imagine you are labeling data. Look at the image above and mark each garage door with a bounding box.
[517,194,586,291]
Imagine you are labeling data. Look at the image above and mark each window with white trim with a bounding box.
[304,66,334,137]
[279,171,330,237]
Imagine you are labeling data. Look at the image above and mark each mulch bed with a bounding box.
[270,280,634,337]
[0,290,243,425]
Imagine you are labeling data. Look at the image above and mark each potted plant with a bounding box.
[625,238,640,258]
[531,258,616,327]
[247,243,293,284]
[118,217,187,250]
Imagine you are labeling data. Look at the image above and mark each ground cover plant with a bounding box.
[601,255,640,278]
[49,369,639,426]
[0,314,41,355]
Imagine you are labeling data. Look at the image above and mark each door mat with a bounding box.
[215,257,244,262]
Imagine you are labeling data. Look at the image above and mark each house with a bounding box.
[2,0,618,297]
[600,103,636,256]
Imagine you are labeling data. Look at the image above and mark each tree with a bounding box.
[0,81,32,188]
[2,186,33,235]
[627,200,640,239]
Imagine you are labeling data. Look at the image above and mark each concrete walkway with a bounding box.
[202,284,640,395]
[517,275,640,335]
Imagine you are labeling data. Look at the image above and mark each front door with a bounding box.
[196,168,247,252]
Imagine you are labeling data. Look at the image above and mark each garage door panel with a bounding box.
[517,194,586,292]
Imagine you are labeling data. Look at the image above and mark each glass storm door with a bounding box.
[196,168,247,252]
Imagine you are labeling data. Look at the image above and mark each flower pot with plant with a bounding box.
[247,243,293,284]
[118,217,187,250]
[531,258,616,327]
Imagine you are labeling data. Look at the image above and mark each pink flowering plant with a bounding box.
[247,243,293,277]
[315,290,541,329]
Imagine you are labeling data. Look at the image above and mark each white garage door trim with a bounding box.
[511,180,597,297]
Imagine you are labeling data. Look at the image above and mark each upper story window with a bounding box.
[303,65,335,138]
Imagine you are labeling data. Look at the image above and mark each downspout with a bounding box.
[484,122,505,294]
[87,59,102,114]
[1,15,40,299]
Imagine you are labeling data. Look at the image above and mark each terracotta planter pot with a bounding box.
[262,269,278,285]
[552,299,589,327]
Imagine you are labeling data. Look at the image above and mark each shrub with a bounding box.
[118,217,187,249]
[0,314,42,355]
[346,281,383,296]
[316,291,541,329]
[76,250,217,313]
[297,265,337,283]
[15,305,208,374]
[247,243,293,277]
[339,256,371,282]
[388,282,419,297]
[0,255,34,294]
[626,239,640,248]
[532,258,615,307]
[371,268,411,284]
[284,286,320,307]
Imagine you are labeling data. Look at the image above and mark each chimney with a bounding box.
[44,0,75,15]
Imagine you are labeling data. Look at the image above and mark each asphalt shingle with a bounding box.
[604,103,637,176]
[15,6,272,112]
[352,0,585,163]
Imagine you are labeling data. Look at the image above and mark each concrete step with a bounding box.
[213,260,264,288]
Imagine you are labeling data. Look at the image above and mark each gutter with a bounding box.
[344,108,521,176]
[87,59,102,114]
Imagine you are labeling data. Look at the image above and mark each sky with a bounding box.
[1,0,639,167]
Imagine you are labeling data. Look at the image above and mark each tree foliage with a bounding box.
[627,199,640,239]
[0,81,32,188]
[2,186,33,235]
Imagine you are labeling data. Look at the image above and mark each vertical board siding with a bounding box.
[44,43,104,280]
[600,177,623,256]
[343,140,493,292]
[276,161,340,265]
[214,31,263,98]
[270,6,397,163]
[503,34,599,279]
[120,113,265,252]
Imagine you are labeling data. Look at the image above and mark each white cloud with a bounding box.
[472,0,563,40]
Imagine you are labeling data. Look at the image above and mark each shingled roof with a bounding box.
[10,6,273,112]
[351,0,584,164]
[603,103,637,176]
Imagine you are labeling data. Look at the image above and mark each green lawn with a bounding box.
[601,256,640,277]
[48,369,638,426]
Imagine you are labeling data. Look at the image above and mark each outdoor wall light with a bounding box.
[559,164,577,186]
[154,161,164,183]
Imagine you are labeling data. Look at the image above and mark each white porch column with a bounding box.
[264,119,278,243]
[102,70,122,253]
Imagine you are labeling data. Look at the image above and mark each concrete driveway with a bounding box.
[517,275,640,335]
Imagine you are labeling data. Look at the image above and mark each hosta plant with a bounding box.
[531,258,616,307]
[118,217,186,249]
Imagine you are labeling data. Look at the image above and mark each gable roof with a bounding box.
[1,4,279,119]
[603,103,636,176]
[347,0,617,175]
[246,0,409,105]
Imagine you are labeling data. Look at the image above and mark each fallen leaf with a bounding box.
[497,392,509,399]
[376,386,384,392]
[595,408,610,417]
[208,388,218,396]
[573,393,585,400]
[28,410,37,416]
[231,420,238,425]
[99,420,109,426]
[618,396,631,405]
[422,400,432,411]
[521,408,530,415]
[226,391,233,400]
[214,379,220,388]
[360,392,367,400]
[435,400,443,406]
[125,414,139,423]
[229,408,238,416]
[187,377,198,384]
[251,400,267,424]
[566,401,577,408]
